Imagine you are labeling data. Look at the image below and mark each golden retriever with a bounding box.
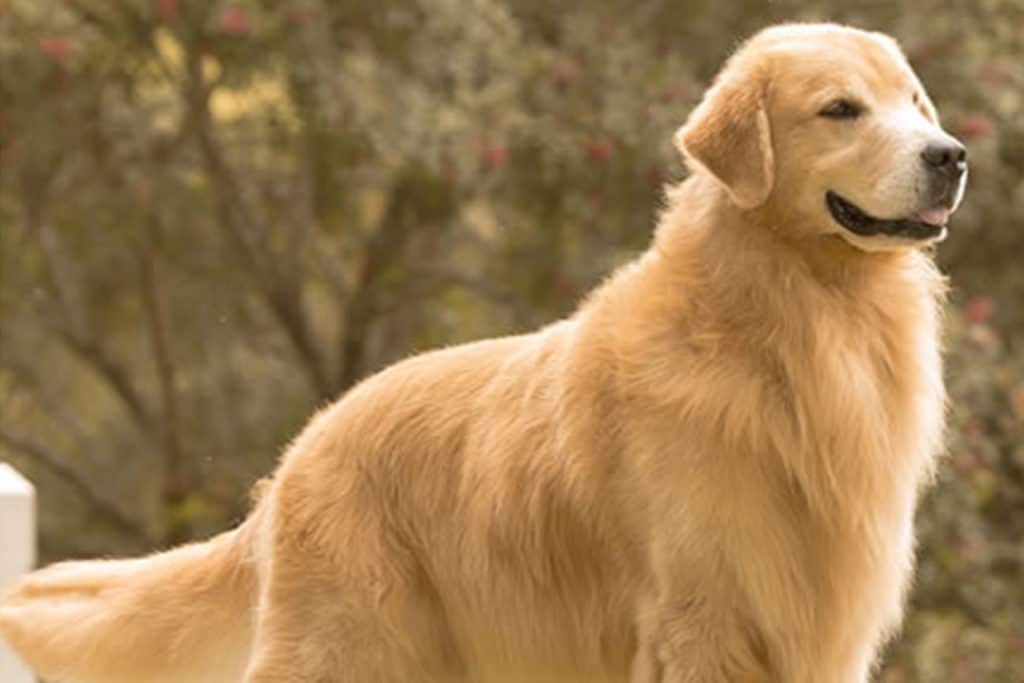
[0,22,966,683]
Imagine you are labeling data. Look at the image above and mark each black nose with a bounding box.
[921,140,967,179]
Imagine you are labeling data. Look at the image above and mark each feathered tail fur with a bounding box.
[0,522,257,683]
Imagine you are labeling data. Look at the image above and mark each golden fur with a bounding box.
[0,23,962,683]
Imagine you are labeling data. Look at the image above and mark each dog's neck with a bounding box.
[626,175,947,521]
[651,175,937,309]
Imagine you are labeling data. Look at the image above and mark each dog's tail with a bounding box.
[0,516,260,683]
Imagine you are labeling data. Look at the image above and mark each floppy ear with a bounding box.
[675,65,774,209]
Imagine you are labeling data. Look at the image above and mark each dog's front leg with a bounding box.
[628,594,663,683]
[630,594,772,683]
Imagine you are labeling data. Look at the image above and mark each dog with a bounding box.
[0,23,966,683]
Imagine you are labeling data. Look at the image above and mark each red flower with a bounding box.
[287,10,314,27]
[155,0,179,22]
[219,7,249,36]
[965,296,994,324]
[38,37,72,62]
[955,114,995,140]
[647,163,666,188]
[553,58,581,86]
[586,139,613,164]
[483,145,508,169]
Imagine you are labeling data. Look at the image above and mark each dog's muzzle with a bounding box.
[825,191,949,241]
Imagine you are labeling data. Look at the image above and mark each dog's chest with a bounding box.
[766,300,945,639]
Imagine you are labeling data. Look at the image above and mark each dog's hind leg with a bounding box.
[243,516,463,683]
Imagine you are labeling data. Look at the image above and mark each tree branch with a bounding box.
[184,42,334,400]
[138,245,192,545]
[57,330,153,431]
[28,207,153,433]
[2,361,93,448]
[0,430,150,544]
[335,170,454,389]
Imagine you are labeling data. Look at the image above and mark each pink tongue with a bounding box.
[915,207,951,226]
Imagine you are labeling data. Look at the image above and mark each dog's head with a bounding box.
[676,24,967,251]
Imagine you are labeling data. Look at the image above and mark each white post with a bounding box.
[0,463,36,683]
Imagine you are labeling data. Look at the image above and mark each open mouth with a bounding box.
[826,191,949,241]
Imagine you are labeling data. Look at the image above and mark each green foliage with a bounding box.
[0,1,1021,679]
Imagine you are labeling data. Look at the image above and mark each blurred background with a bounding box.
[0,1,1021,680]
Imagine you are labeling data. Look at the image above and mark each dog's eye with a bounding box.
[819,100,862,120]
